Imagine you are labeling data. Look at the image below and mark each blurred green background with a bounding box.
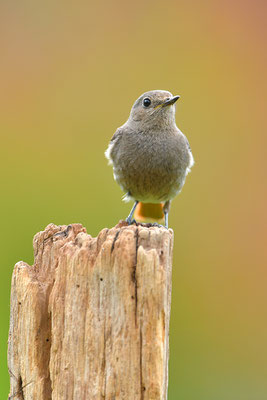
[1,0,266,398]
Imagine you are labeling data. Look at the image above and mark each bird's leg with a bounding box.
[163,200,171,229]
[126,200,139,224]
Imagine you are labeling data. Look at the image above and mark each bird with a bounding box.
[105,90,194,228]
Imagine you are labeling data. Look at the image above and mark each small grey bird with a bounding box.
[105,90,194,228]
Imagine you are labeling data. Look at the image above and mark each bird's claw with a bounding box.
[126,218,137,225]
[151,222,167,229]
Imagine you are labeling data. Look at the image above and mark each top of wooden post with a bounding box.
[8,222,174,400]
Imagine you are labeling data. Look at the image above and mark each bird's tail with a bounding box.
[134,202,164,223]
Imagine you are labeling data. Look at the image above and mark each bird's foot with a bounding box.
[125,220,168,229]
[126,218,137,225]
[150,222,168,229]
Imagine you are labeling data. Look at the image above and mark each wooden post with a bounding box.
[8,222,173,400]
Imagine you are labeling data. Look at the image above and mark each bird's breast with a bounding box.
[112,130,190,202]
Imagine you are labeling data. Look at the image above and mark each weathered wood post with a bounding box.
[8,221,173,400]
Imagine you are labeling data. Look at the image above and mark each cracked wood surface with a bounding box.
[8,222,173,400]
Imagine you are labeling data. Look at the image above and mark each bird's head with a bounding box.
[129,90,180,128]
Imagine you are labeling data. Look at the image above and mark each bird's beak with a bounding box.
[162,95,180,107]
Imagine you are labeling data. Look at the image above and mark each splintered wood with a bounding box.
[8,222,173,400]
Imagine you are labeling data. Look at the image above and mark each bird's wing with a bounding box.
[105,127,124,164]
[110,127,123,143]
[185,138,194,170]
[185,137,191,152]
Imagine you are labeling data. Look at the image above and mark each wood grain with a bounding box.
[8,222,173,400]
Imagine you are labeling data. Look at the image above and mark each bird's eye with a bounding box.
[143,97,151,107]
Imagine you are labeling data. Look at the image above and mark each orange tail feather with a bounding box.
[134,202,164,223]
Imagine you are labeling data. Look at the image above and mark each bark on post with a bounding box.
[8,222,174,400]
